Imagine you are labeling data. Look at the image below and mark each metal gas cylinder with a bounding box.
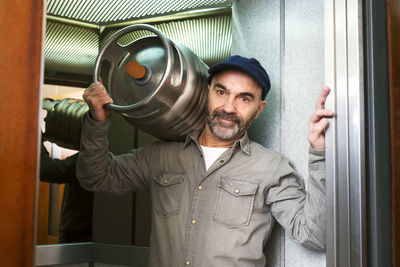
[94,24,209,141]
[42,98,89,150]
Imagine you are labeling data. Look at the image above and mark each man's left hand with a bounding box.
[308,86,334,150]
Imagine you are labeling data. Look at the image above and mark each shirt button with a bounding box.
[192,219,196,224]
[235,189,240,193]
[220,160,224,163]
[198,185,203,190]
[163,178,168,184]
[185,260,191,266]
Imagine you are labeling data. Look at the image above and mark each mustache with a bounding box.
[211,110,241,124]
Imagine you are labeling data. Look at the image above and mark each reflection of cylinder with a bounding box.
[94,24,209,141]
[42,98,89,150]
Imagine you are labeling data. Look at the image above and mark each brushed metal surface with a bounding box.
[94,24,209,141]
[35,243,92,266]
[324,0,366,266]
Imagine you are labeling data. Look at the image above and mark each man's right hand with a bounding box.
[83,81,113,122]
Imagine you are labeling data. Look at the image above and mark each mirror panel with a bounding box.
[37,85,90,245]
[39,0,233,251]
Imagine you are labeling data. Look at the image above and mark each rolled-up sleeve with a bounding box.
[76,113,152,194]
[265,148,326,251]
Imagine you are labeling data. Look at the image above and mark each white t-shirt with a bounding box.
[200,145,229,170]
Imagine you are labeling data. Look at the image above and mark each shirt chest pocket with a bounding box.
[213,176,259,227]
[153,174,185,218]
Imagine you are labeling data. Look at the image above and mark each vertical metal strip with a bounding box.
[279,0,285,156]
[325,0,365,266]
[346,1,366,266]
[335,1,351,266]
[34,0,48,256]
[279,3,285,264]
[324,0,337,266]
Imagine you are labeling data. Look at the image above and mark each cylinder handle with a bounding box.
[93,24,174,112]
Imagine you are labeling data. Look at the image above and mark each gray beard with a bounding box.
[208,117,240,140]
[207,110,257,141]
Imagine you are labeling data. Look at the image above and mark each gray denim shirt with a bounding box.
[76,114,326,267]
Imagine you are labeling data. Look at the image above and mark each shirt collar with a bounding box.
[184,130,250,155]
[184,131,202,148]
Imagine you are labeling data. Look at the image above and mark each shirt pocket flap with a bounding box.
[154,173,185,187]
[218,176,258,197]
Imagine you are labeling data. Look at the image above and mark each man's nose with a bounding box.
[222,97,236,114]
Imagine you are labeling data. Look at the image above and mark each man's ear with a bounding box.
[256,100,267,118]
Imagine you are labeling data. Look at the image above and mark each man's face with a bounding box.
[206,70,266,141]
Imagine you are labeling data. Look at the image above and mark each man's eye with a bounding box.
[217,90,225,95]
[240,96,249,102]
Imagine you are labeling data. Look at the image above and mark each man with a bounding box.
[77,55,334,267]
[40,135,93,243]
[40,99,93,243]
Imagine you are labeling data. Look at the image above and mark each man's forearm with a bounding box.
[76,112,112,191]
[268,148,326,251]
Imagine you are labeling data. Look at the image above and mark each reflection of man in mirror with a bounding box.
[40,101,93,244]
[40,140,93,243]
[77,55,334,266]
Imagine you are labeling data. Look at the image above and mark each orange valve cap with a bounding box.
[125,61,147,79]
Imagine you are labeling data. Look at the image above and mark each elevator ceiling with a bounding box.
[44,0,233,86]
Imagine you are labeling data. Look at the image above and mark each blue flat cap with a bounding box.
[208,55,271,100]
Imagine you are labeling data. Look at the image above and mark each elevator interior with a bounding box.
[36,0,371,266]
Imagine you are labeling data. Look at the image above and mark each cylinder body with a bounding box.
[96,25,209,141]
[43,98,89,150]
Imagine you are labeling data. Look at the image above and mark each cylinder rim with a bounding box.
[93,24,174,112]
